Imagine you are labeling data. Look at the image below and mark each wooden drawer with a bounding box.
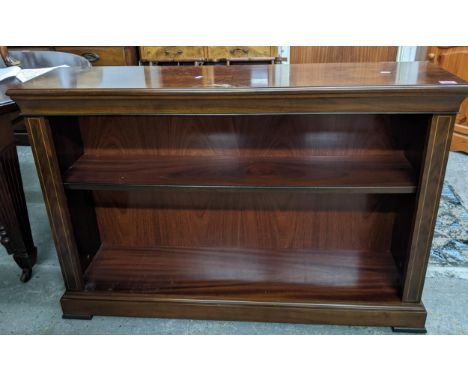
[54,47,138,66]
[207,46,273,59]
[139,46,205,62]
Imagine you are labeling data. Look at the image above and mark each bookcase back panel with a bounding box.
[78,114,429,158]
[92,190,403,252]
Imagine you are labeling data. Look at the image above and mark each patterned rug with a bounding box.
[430,183,468,267]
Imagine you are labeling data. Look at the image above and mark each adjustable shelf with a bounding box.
[63,153,417,193]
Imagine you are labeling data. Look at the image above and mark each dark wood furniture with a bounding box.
[8,62,468,330]
[0,93,36,282]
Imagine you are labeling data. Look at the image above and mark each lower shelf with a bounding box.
[84,246,402,303]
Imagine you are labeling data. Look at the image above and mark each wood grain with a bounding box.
[403,115,455,302]
[428,46,468,153]
[451,123,468,152]
[138,46,279,63]
[61,291,427,328]
[77,114,426,158]
[93,190,401,252]
[15,63,468,329]
[12,94,465,115]
[60,114,423,193]
[207,46,272,59]
[139,46,205,62]
[25,117,84,290]
[84,246,401,302]
[63,154,416,193]
[8,62,467,94]
[290,46,398,64]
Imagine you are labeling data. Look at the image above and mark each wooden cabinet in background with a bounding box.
[139,46,280,65]
[139,46,205,62]
[207,46,274,59]
[290,46,398,64]
[428,46,468,153]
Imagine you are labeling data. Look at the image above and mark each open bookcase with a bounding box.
[9,63,468,331]
[50,114,424,303]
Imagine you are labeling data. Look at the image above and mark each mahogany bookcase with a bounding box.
[8,62,468,331]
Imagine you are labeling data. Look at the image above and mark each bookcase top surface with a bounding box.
[7,61,468,96]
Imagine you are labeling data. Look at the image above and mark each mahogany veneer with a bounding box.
[84,246,401,302]
[63,154,416,193]
[8,62,468,330]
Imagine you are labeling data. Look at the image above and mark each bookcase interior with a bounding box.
[49,114,429,303]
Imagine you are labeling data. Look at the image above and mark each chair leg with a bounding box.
[0,140,37,282]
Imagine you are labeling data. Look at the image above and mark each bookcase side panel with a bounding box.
[402,114,456,302]
[25,117,84,290]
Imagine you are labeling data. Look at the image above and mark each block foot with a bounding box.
[20,268,32,283]
[62,314,93,320]
[392,326,427,334]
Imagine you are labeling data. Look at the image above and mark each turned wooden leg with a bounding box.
[0,111,37,282]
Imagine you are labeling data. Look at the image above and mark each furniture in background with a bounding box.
[5,50,91,145]
[10,47,139,66]
[9,47,282,67]
[139,46,281,65]
[8,50,93,70]
[290,46,398,63]
[8,63,468,330]
[0,49,90,281]
[0,90,36,282]
[428,46,468,153]
[53,47,138,66]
